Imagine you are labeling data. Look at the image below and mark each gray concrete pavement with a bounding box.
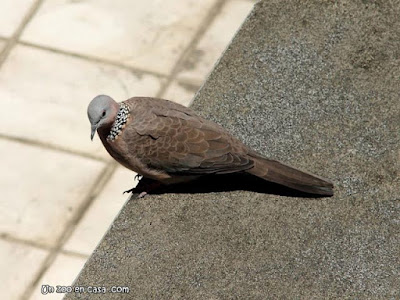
[66,1,400,298]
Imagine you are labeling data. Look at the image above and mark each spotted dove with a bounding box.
[87,95,334,196]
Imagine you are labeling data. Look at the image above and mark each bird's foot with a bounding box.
[123,177,163,198]
[138,191,148,198]
[123,174,145,194]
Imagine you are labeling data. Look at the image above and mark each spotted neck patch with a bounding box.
[107,102,130,141]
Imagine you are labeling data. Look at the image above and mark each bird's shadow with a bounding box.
[137,173,329,198]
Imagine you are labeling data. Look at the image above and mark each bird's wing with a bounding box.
[124,97,254,175]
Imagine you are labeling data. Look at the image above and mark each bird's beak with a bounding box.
[91,124,98,141]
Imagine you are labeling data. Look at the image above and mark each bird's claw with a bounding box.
[123,177,163,198]
[123,187,137,194]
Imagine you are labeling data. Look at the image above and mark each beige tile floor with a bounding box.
[0,0,255,299]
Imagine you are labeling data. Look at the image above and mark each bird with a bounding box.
[87,95,334,197]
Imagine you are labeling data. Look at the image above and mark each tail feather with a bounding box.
[247,155,334,196]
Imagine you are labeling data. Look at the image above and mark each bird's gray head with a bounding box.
[87,95,119,140]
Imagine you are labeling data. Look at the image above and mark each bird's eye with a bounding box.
[102,111,106,117]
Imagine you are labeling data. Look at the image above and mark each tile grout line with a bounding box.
[0,133,109,163]
[18,41,169,80]
[60,249,90,260]
[0,234,89,260]
[20,162,118,300]
[0,234,52,252]
[0,0,44,68]
[175,77,204,89]
[156,0,228,98]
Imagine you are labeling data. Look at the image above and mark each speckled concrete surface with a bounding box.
[66,1,400,299]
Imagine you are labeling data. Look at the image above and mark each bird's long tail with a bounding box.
[246,153,334,196]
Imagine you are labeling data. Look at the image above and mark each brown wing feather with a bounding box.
[123,97,254,175]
